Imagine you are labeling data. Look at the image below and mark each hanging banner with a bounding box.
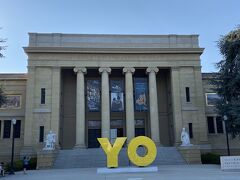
[134,78,148,111]
[110,80,124,112]
[87,80,101,111]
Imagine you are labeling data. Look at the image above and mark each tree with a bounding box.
[0,31,6,106]
[0,87,6,107]
[0,35,6,58]
[213,26,240,138]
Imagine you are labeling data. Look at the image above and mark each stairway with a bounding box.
[53,147,186,169]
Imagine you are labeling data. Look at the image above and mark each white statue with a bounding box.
[43,131,56,150]
[180,128,192,146]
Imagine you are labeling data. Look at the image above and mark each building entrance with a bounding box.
[88,129,101,148]
[135,119,145,136]
[88,120,101,148]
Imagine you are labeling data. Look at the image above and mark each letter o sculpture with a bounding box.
[127,136,157,167]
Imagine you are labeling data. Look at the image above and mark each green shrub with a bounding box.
[5,160,23,172]
[5,157,37,172]
[29,157,37,170]
[201,153,220,164]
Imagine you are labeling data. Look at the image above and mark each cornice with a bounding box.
[23,47,204,54]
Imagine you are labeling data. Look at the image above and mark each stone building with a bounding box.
[0,33,239,165]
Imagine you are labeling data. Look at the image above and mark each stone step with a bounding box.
[53,147,186,169]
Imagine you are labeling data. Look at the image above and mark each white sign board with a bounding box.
[220,156,240,170]
[110,129,117,145]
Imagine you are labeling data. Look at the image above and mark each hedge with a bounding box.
[5,157,37,172]
[201,153,220,164]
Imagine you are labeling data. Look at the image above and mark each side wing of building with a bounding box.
[0,74,27,161]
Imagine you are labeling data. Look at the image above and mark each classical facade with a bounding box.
[0,33,239,163]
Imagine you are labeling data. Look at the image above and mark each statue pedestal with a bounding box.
[20,146,35,159]
[177,145,201,164]
[36,149,58,169]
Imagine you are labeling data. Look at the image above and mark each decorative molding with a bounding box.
[33,108,51,113]
[52,66,61,71]
[171,66,180,71]
[27,66,35,72]
[99,67,111,74]
[193,66,202,71]
[73,67,87,74]
[146,67,159,74]
[24,47,204,55]
[123,67,135,74]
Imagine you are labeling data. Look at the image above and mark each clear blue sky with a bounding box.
[0,0,239,73]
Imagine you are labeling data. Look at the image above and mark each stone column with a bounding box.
[194,66,208,143]
[171,67,183,145]
[99,67,111,139]
[146,67,161,146]
[123,67,135,142]
[21,66,36,155]
[74,67,87,148]
[51,67,61,146]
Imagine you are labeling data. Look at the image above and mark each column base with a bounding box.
[74,144,87,149]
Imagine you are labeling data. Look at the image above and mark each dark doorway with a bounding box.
[117,128,124,137]
[135,128,145,136]
[88,129,101,148]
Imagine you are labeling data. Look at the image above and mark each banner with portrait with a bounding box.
[86,80,101,111]
[110,80,124,112]
[134,78,148,111]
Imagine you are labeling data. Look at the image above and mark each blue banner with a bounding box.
[134,78,148,111]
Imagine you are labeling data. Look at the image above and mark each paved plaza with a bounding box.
[1,165,240,180]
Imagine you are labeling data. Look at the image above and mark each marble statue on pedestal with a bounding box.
[43,131,56,150]
[180,128,192,146]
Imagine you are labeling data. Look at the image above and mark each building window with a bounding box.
[3,120,11,138]
[216,116,224,134]
[41,88,46,104]
[185,87,190,102]
[39,126,44,142]
[188,123,193,138]
[207,116,224,134]
[207,116,215,134]
[205,93,221,106]
[14,120,21,138]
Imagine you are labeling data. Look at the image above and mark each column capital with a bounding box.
[74,67,87,74]
[99,67,111,74]
[123,67,135,74]
[146,67,159,74]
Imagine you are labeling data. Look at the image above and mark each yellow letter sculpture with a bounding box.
[97,137,127,168]
[128,136,157,167]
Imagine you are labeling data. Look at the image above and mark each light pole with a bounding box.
[223,115,230,156]
[9,118,16,175]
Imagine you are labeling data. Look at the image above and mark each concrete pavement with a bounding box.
[1,165,240,180]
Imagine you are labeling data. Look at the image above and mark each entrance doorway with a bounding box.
[135,119,145,136]
[88,129,101,148]
[88,120,101,148]
[110,119,124,144]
